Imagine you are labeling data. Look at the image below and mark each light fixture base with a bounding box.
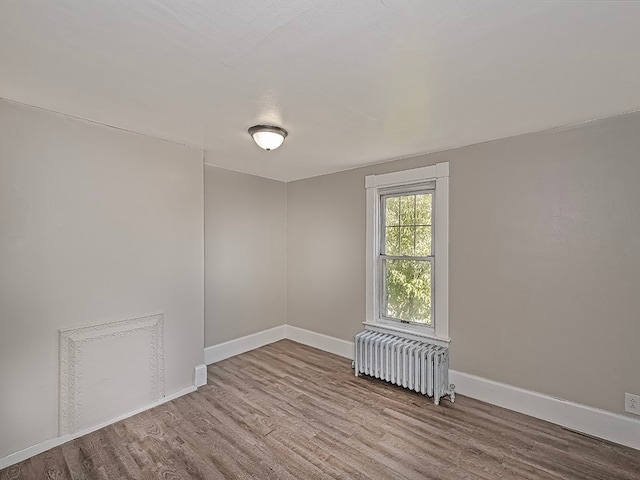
[248,125,288,151]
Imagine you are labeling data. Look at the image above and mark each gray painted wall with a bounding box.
[0,100,204,459]
[287,112,640,416]
[204,164,287,346]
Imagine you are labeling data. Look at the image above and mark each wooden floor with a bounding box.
[2,340,639,479]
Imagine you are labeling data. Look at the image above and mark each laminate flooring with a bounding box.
[2,340,638,479]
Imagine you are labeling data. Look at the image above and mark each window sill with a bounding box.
[362,320,451,348]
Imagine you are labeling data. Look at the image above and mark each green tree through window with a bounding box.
[382,192,433,324]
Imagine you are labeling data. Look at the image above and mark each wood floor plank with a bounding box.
[2,339,639,479]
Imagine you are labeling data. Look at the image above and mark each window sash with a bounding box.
[379,187,434,254]
[379,256,434,325]
[378,187,435,327]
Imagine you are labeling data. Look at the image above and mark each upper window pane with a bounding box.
[383,192,433,256]
[415,226,432,256]
[400,196,415,225]
[385,196,400,226]
[385,226,400,255]
[415,193,432,225]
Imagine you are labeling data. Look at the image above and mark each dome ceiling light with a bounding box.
[248,125,288,151]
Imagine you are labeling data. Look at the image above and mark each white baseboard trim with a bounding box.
[285,325,354,359]
[194,364,208,387]
[449,370,640,451]
[204,325,286,365]
[0,385,197,470]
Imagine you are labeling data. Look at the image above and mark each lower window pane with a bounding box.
[384,259,432,324]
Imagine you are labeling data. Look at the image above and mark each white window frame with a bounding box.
[365,162,450,347]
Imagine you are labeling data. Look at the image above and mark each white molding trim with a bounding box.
[58,313,165,435]
[365,161,450,342]
[194,364,208,387]
[449,370,640,451]
[365,164,444,188]
[285,325,354,359]
[204,325,286,365]
[362,321,450,348]
[0,385,196,471]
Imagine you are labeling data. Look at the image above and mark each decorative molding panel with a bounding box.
[58,313,165,435]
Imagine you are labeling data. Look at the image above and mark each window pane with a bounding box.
[382,192,433,256]
[399,226,415,256]
[415,193,432,225]
[385,196,400,226]
[415,226,432,256]
[399,195,415,225]
[383,259,432,324]
[385,227,399,255]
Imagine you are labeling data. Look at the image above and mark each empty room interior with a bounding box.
[2,1,640,479]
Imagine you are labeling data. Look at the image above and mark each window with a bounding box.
[365,163,449,345]
[381,188,434,324]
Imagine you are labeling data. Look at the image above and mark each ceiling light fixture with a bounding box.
[248,125,288,151]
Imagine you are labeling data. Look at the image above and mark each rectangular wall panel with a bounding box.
[59,314,164,435]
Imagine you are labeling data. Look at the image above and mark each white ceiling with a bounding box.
[2,1,640,182]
